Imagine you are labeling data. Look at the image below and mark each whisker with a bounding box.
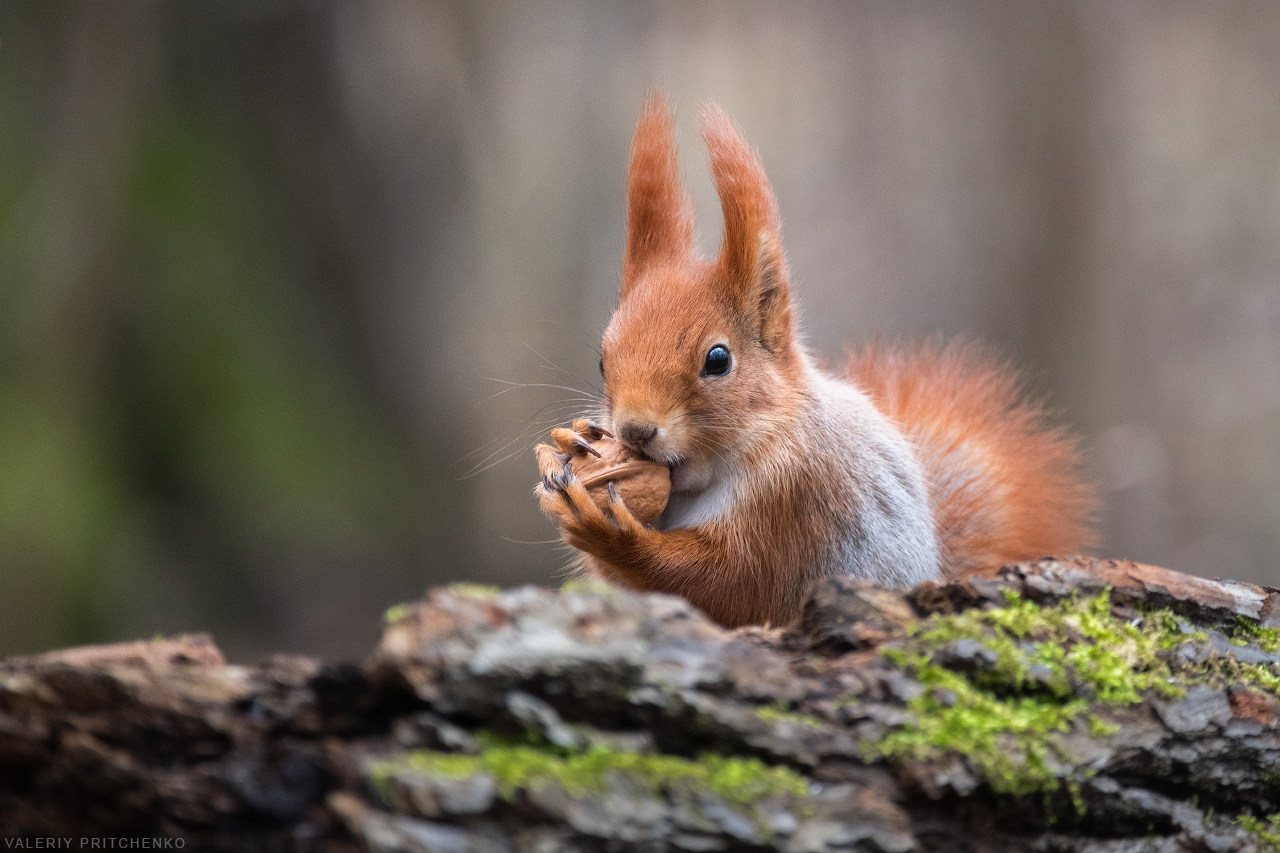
[479,377,598,403]
[457,407,594,479]
[454,400,593,465]
[520,340,605,397]
[460,343,608,480]
[458,433,569,480]
[521,340,570,376]
[679,432,732,469]
[455,417,586,479]
[662,384,700,416]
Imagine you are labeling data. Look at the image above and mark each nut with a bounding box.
[544,420,671,524]
[570,435,671,524]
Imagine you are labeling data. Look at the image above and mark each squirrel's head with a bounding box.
[600,94,804,493]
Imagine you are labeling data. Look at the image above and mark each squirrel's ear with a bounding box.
[623,92,694,296]
[702,103,793,353]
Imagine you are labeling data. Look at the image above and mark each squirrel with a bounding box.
[536,93,1095,628]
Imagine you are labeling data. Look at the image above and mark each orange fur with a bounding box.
[535,94,1096,628]
[623,94,696,289]
[846,340,1097,578]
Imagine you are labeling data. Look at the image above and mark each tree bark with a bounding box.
[4,558,1280,852]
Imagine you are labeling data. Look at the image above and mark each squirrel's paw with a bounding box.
[535,441,647,552]
[549,418,611,457]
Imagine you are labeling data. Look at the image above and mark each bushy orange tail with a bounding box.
[846,340,1096,579]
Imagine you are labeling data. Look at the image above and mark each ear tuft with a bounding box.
[700,103,781,293]
[623,92,694,293]
[701,103,793,353]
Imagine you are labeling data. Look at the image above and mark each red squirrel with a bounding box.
[536,94,1095,628]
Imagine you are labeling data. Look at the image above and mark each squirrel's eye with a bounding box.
[599,357,605,376]
[702,344,731,377]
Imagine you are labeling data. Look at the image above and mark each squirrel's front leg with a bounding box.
[536,448,772,625]
[536,442,671,583]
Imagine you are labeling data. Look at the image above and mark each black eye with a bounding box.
[599,357,605,376]
[702,344,731,377]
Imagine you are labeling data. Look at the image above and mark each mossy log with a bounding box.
[6,558,1280,851]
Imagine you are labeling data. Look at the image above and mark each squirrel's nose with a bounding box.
[618,420,659,449]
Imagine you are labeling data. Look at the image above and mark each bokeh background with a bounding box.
[3,1,1279,662]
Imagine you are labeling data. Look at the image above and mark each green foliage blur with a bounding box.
[0,3,456,660]
[8,1,1280,660]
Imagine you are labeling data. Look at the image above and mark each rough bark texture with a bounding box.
[6,558,1280,851]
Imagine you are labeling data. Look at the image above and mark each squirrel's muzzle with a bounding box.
[618,420,659,450]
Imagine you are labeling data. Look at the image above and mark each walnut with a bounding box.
[542,420,671,524]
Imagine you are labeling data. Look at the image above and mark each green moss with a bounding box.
[869,588,1280,814]
[1192,654,1280,696]
[1247,665,1280,692]
[448,582,501,599]
[755,700,825,730]
[1238,814,1280,850]
[1086,715,1120,737]
[873,648,1088,801]
[367,741,810,815]
[869,589,1191,806]
[1158,614,1280,697]
[1232,617,1280,653]
[382,603,413,625]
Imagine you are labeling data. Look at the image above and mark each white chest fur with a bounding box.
[650,369,941,587]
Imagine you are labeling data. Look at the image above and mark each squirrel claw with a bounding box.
[604,480,644,536]
[585,421,613,440]
[550,427,580,455]
[571,418,613,441]
[535,442,571,493]
[552,426,606,458]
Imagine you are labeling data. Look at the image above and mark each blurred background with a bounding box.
[3,1,1279,662]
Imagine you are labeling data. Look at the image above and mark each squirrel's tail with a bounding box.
[846,339,1096,579]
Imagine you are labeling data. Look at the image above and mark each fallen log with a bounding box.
[5,558,1280,852]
